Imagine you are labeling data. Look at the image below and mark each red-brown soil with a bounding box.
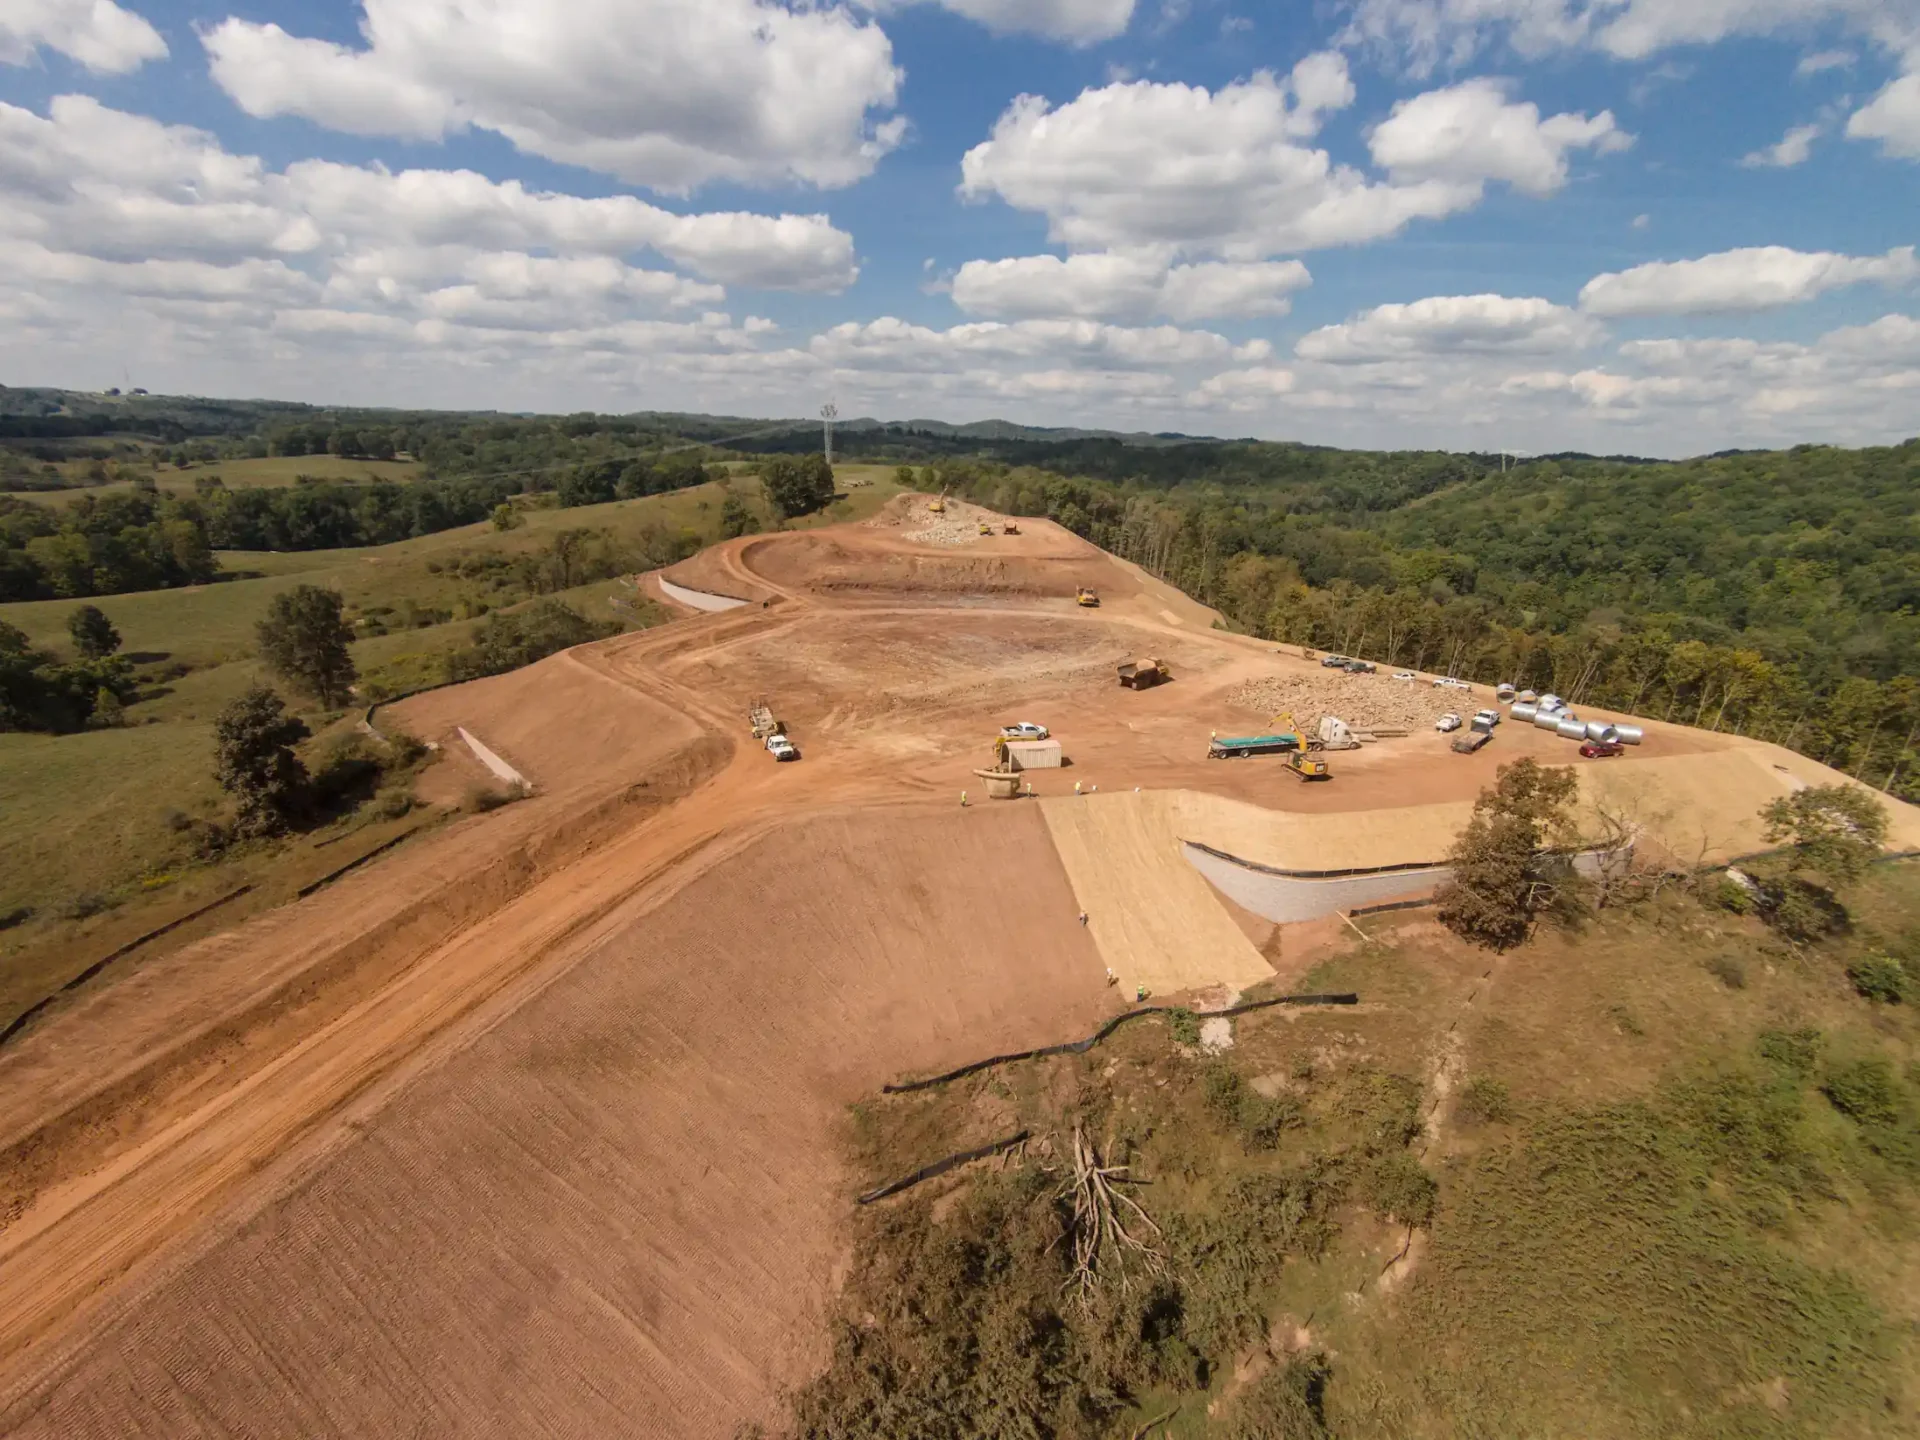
[2,505,1906,1437]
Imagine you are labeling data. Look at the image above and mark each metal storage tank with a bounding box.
[1557,716,1590,740]
[1517,690,1539,705]
[1510,701,1538,723]
[1586,720,1620,743]
[1612,723,1645,746]
[1533,709,1564,730]
[1539,693,1565,712]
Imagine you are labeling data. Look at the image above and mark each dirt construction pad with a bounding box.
[4,499,1918,1438]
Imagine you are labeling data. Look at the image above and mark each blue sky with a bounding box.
[1,1,1916,455]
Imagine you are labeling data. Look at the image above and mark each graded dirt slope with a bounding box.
[1041,792,1275,999]
[2,806,1112,1439]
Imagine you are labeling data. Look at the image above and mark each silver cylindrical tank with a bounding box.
[1539,693,1564,712]
[1557,716,1590,740]
[1586,720,1619,743]
[1612,723,1645,746]
[1533,709,1564,730]
[1518,690,1539,704]
[1510,701,1538,723]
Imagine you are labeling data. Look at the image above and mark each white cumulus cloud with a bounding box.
[202,0,904,192]
[1849,68,1920,159]
[864,0,1137,44]
[1339,0,1920,73]
[958,57,1618,258]
[0,0,166,73]
[1740,122,1821,167]
[1370,79,1628,196]
[1297,294,1603,362]
[950,253,1312,321]
[1579,245,1920,316]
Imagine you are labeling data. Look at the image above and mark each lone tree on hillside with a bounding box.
[762,454,836,519]
[1436,757,1582,951]
[257,585,358,706]
[67,604,121,660]
[213,686,311,837]
[1761,784,1889,889]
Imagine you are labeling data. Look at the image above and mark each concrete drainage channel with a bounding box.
[657,577,751,612]
[1183,842,1448,923]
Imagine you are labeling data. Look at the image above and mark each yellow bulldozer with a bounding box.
[1075,586,1100,608]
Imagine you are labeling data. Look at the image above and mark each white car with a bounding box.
[1473,709,1501,729]
[1436,712,1463,732]
[1392,671,1417,682]
[766,734,799,761]
[1000,722,1050,740]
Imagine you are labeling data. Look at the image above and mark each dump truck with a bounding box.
[1076,586,1100,607]
[1287,751,1331,780]
[1117,657,1168,690]
[1207,732,1302,759]
[1003,520,1020,535]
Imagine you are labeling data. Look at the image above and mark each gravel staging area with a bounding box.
[1226,671,1463,732]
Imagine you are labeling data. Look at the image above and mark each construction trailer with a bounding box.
[1117,657,1169,689]
[997,737,1064,770]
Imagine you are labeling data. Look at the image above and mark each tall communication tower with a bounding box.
[820,402,838,465]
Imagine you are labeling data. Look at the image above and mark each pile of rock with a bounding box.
[1226,672,1453,733]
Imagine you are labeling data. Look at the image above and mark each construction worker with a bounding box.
[1073,779,1082,796]
[960,790,969,807]
[1135,984,1148,1003]
[1078,911,1088,926]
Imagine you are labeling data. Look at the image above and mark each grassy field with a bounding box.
[806,865,1920,1439]
[0,466,903,929]
[7,454,424,505]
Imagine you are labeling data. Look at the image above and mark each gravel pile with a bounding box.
[1226,671,1458,732]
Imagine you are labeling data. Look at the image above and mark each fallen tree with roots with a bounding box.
[1053,1124,1165,1305]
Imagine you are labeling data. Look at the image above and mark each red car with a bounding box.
[1579,741,1624,758]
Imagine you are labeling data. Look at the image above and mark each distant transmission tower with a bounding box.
[821,402,838,465]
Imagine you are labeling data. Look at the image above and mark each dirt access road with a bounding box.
[4,494,1905,1437]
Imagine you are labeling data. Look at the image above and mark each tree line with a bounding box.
[937,441,1920,799]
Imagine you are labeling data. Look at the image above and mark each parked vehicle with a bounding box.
[766,734,800,761]
[1000,722,1050,740]
[1432,677,1472,691]
[1343,660,1377,674]
[1452,731,1492,754]
[1436,712,1463,732]
[1117,659,1168,690]
[1320,654,1351,668]
[1391,670,1417,681]
[1579,740,1624,758]
[1471,709,1501,733]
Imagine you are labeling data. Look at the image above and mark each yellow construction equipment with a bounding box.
[1076,586,1100,607]
[928,487,948,515]
[1287,751,1331,780]
[978,521,994,535]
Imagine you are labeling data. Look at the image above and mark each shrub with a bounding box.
[1846,952,1909,1005]
[1712,876,1755,914]
[1757,1028,1820,1075]
[463,782,524,813]
[1822,1059,1901,1128]
[1359,1152,1438,1227]
[1704,953,1748,990]
[1167,1007,1201,1046]
[56,891,115,921]
[1223,1351,1333,1440]
[0,905,32,931]
[1456,1076,1513,1125]
[372,785,414,820]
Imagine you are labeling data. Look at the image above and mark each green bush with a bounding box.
[1757,1028,1820,1076]
[1167,1007,1201,1046]
[1223,1352,1333,1440]
[1821,1059,1901,1128]
[1359,1152,1438,1227]
[1846,952,1909,1004]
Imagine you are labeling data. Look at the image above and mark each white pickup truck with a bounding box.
[766,733,799,762]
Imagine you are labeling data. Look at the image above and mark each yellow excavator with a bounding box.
[928,487,948,515]
[1268,712,1330,779]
